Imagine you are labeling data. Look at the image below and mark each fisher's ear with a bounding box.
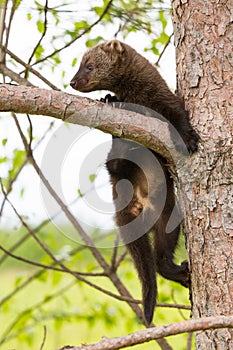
[101,40,125,62]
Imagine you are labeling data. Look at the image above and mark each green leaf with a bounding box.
[27,13,32,21]
[0,177,9,191]
[51,55,61,65]
[34,44,45,61]
[71,57,77,67]
[89,174,96,183]
[0,157,7,163]
[15,0,22,9]
[86,36,104,48]
[37,20,44,34]
[2,138,7,146]
[159,10,168,31]
[20,187,25,197]
[35,0,43,11]
[74,20,89,31]
[9,149,26,180]
[77,188,83,197]
[92,6,104,16]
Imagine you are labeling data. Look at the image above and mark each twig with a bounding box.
[0,0,8,63]
[40,326,47,350]
[30,0,114,67]
[155,33,174,66]
[26,0,49,71]
[0,280,77,345]
[115,248,128,270]
[58,316,233,350]
[0,241,140,305]
[4,0,16,51]
[2,46,59,89]
[186,332,193,350]
[110,235,120,270]
[0,242,104,277]
[0,120,54,218]
[171,288,188,320]
[0,63,34,86]
[12,112,111,271]
[0,236,191,313]
[0,233,108,306]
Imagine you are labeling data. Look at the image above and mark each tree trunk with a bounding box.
[172,0,233,348]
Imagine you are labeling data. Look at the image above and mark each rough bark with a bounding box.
[59,316,233,350]
[0,83,184,167]
[172,0,233,348]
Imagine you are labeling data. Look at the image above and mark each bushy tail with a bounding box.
[126,234,157,325]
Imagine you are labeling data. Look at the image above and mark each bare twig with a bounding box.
[0,238,141,306]
[0,63,34,86]
[186,332,193,350]
[110,235,120,270]
[0,233,108,306]
[0,242,104,277]
[30,0,114,67]
[26,0,49,74]
[58,316,233,350]
[115,248,128,270]
[0,0,8,63]
[155,33,174,66]
[40,326,47,350]
[4,0,16,50]
[0,280,77,345]
[1,47,59,89]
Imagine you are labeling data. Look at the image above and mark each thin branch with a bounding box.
[0,63,34,86]
[4,0,16,50]
[186,332,193,350]
[0,239,140,305]
[0,240,191,313]
[40,326,47,350]
[0,233,108,306]
[58,316,233,350]
[2,47,60,89]
[110,235,120,270]
[155,33,174,66]
[0,242,104,277]
[0,0,8,63]
[171,288,188,320]
[30,0,114,67]
[11,112,113,272]
[26,114,33,148]
[0,280,77,346]
[0,120,54,218]
[115,248,128,270]
[26,0,49,70]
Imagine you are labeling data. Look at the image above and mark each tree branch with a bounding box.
[0,84,180,166]
[0,63,34,86]
[59,316,233,350]
[1,48,60,89]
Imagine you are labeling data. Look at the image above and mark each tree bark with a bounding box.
[172,0,233,348]
[59,316,233,350]
[0,83,183,166]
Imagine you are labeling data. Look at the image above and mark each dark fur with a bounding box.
[70,40,199,324]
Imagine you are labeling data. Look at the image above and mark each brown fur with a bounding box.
[70,40,198,324]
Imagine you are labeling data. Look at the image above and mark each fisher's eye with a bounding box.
[87,65,94,71]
